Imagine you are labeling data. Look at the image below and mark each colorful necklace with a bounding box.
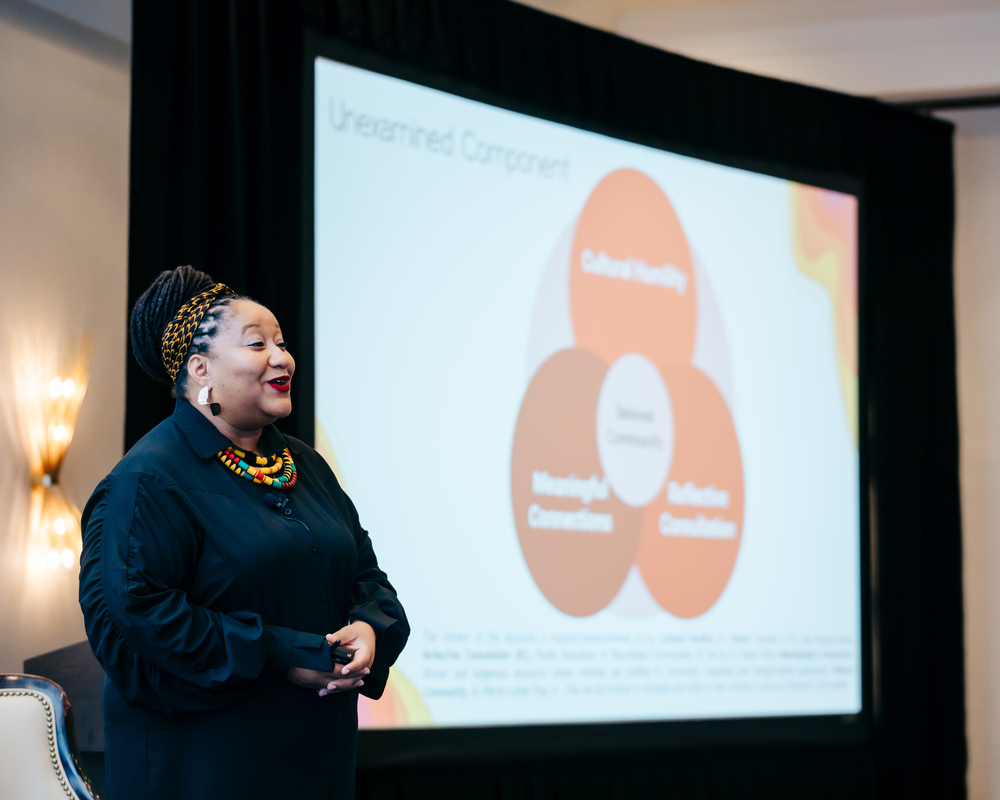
[217,446,298,490]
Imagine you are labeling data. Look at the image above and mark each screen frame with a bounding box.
[301,29,874,766]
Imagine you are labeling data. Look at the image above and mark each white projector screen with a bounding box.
[313,56,862,730]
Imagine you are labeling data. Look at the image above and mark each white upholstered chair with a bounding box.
[0,674,100,799]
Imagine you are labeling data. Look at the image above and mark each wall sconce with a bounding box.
[12,338,92,575]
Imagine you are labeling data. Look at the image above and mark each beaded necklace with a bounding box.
[217,446,298,490]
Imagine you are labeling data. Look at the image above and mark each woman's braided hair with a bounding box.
[130,266,240,396]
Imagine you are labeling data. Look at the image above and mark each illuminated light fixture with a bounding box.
[12,337,92,576]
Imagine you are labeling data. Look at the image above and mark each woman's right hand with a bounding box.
[286,666,368,696]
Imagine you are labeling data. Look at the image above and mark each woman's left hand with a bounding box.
[320,621,376,696]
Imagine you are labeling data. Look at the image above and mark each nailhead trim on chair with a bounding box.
[0,689,77,798]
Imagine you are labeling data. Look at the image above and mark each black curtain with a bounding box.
[128,1,963,798]
[127,1,310,438]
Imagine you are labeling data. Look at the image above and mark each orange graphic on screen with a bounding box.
[790,184,859,445]
[637,365,744,618]
[511,168,744,619]
[510,348,643,617]
[570,169,697,368]
[358,668,432,728]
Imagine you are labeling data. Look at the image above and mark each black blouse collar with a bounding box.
[172,399,288,459]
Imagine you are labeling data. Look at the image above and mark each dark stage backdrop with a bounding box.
[127,1,963,798]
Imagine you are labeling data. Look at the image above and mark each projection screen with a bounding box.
[312,56,862,731]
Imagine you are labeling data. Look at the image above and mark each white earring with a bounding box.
[198,386,210,406]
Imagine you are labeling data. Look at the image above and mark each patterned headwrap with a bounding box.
[160,283,237,382]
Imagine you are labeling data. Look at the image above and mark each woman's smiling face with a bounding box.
[192,298,295,433]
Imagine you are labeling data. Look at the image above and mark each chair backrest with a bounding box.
[0,674,99,800]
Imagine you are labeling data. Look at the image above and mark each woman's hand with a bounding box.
[286,621,377,697]
[286,665,367,696]
[327,620,376,679]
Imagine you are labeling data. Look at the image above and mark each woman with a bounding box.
[79,266,408,799]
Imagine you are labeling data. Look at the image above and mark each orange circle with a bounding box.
[569,169,697,369]
[511,349,643,617]
[636,365,744,618]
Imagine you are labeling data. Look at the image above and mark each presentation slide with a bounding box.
[313,57,861,729]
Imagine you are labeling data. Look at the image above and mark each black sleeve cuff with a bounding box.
[348,600,398,636]
[262,625,332,674]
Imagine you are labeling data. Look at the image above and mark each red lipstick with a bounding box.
[267,376,291,393]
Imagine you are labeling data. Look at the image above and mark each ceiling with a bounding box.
[13,0,130,43]
[515,0,1000,100]
[8,0,1000,101]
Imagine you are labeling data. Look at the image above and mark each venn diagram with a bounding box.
[511,169,744,619]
